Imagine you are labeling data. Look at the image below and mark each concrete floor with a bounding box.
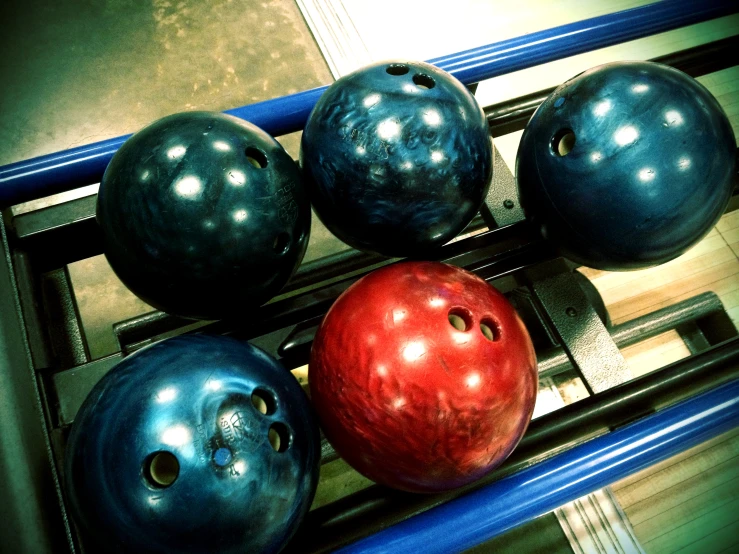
[1,0,328,162]
[1,0,348,359]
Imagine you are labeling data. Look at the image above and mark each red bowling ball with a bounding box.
[310,261,538,493]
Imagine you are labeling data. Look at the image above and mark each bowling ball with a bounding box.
[516,61,736,270]
[310,261,537,493]
[97,111,310,320]
[300,61,492,257]
[64,334,320,554]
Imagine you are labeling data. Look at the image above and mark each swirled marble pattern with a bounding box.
[65,334,320,554]
[301,61,492,257]
[310,262,537,493]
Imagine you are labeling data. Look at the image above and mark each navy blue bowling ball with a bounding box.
[516,61,736,270]
[64,334,320,554]
[97,111,310,320]
[300,61,492,257]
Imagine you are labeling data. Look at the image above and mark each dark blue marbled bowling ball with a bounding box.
[64,334,320,554]
[300,61,492,257]
[97,111,310,320]
[516,61,736,270]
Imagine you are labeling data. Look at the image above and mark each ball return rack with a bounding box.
[1,1,738,552]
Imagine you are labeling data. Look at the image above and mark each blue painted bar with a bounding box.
[337,378,739,554]
[1,0,736,207]
[429,0,736,84]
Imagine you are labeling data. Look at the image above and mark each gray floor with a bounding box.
[1,0,329,162]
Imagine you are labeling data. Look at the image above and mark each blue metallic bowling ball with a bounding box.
[516,61,736,270]
[300,61,492,257]
[97,111,310,320]
[64,334,320,554]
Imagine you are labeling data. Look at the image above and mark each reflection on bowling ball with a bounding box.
[310,261,538,493]
[97,111,310,320]
[64,334,320,554]
[300,61,492,257]
[516,61,736,270]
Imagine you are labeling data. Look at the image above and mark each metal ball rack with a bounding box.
[1,1,738,552]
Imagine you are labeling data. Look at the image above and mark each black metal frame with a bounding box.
[0,37,737,553]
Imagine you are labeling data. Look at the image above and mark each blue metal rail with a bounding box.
[339,378,739,553]
[0,0,736,207]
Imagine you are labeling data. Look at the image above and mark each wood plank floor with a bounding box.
[581,210,739,378]
[612,428,739,554]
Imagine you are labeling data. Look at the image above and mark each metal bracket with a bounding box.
[530,266,632,394]
[481,143,526,229]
